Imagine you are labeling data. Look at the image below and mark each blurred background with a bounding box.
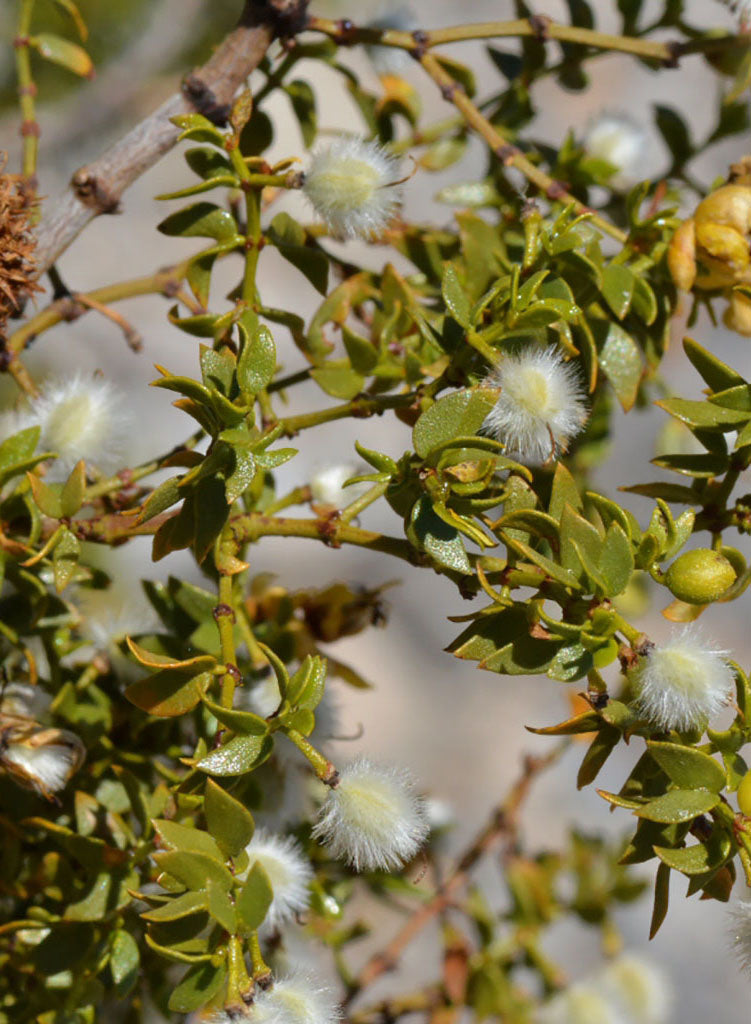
[2,0,750,1018]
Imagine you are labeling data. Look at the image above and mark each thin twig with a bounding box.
[343,743,568,1006]
[417,52,627,243]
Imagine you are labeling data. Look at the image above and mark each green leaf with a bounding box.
[654,103,693,167]
[577,725,620,788]
[155,850,234,892]
[656,397,749,430]
[599,522,633,597]
[202,696,269,735]
[267,212,329,295]
[413,389,496,459]
[53,528,81,593]
[237,316,277,398]
[634,788,719,824]
[110,930,139,990]
[168,961,227,1014]
[355,440,397,474]
[650,862,671,939]
[29,32,93,76]
[158,202,238,242]
[598,323,643,411]
[284,79,317,147]
[140,477,183,523]
[408,496,471,574]
[153,820,224,862]
[141,891,208,922]
[60,460,86,517]
[195,734,274,776]
[442,262,472,328]
[204,779,255,857]
[654,835,731,876]
[26,472,63,518]
[683,337,744,392]
[600,264,635,320]
[235,862,273,934]
[206,877,236,932]
[647,741,726,792]
[125,668,212,718]
[310,360,364,400]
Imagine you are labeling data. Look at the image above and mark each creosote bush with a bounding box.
[5,0,751,1021]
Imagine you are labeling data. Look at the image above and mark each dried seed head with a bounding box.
[0,156,42,338]
[0,713,85,799]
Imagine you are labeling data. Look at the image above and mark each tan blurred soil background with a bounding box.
[2,0,751,1018]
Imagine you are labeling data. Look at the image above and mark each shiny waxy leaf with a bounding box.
[647,741,726,792]
[204,780,255,857]
[153,820,224,862]
[236,862,273,934]
[155,850,234,892]
[29,33,93,76]
[413,389,497,458]
[158,202,238,242]
[194,733,273,776]
[110,930,139,991]
[408,496,471,574]
[168,961,227,1014]
[634,788,720,823]
[125,668,212,718]
[598,323,643,411]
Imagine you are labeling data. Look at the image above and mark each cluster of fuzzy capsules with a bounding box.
[537,953,672,1024]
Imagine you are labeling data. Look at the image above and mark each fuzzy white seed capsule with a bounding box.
[253,970,341,1024]
[537,983,627,1024]
[599,954,672,1023]
[729,899,751,974]
[310,463,371,510]
[21,373,131,481]
[302,138,402,240]
[583,113,645,183]
[242,830,313,931]
[482,347,588,464]
[629,626,735,732]
[312,757,429,872]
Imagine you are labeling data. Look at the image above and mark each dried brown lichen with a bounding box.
[0,156,42,339]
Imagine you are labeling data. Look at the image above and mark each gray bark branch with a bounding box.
[34,0,308,275]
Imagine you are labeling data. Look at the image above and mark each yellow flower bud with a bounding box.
[723,289,751,336]
[664,548,736,605]
[738,770,751,817]
[667,217,697,292]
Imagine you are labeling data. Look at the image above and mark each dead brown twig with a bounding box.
[343,742,569,1007]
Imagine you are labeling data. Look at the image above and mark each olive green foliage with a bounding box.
[3,0,751,1021]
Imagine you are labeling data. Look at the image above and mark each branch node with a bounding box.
[528,15,551,42]
[662,40,682,68]
[411,29,429,59]
[182,73,231,126]
[20,120,40,138]
[261,0,310,38]
[71,169,121,214]
[545,179,569,201]
[495,143,517,166]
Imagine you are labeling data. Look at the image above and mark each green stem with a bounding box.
[281,392,416,435]
[226,935,253,1009]
[216,572,239,709]
[336,479,389,526]
[262,485,311,515]
[284,728,336,782]
[267,367,311,394]
[307,15,737,63]
[612,614,642,646]
[14,0,38,182]
[231,513,416,564]
[84,430,203,500]
[248,931,271,982]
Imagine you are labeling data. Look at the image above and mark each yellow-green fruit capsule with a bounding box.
[664,549,736,605]
[738,770,751,817]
